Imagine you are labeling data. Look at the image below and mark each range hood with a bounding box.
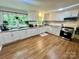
[64,17,78,21]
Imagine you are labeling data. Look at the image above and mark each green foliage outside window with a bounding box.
[3,13,28,28]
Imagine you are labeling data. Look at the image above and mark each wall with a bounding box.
[48,21,77,27]
[0,6,40,26]
[44,12,58,21]
[0,6,28,14]
[0,12,4,25]
[44,9,79,27]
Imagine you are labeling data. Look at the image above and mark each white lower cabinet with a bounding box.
[0,33,4,45]
[12,31,21,41]
[18,30,27,39]
[54,26,61,36]
[47,26,61,36]
[12,30,29,41]
[24,30,31,38]
[0,26,61,46]
[2,32,14,45]
[28,28,38,36]
[37,27,47,34]
[47,26,53,33]
[27,29,34,37]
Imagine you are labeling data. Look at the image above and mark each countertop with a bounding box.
[0,26,48,33]
[48,23,77,28]
[0,24,76,34]
[0,27,34,33]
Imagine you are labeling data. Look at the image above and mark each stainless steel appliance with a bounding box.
[60,27,74,40]
[64,17,78,21]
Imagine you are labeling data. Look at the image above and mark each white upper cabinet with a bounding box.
[0,12,3,25]
[57,12,65,21]
[70,10,79,17]
[62,10,79,18]
[44,12,60,21]
[44,12,65,21]
[57,10,78,21]
[28,11,38,21]
[44,13,50,21]
[44,10,79,21]
[63,11,71,18]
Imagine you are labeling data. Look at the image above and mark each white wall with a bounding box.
[44,12,58,21]
[28,11,38,21]
[0,12,3,25]
[44,9,79,21]
[0,6,39,26]
[44,9,79,27]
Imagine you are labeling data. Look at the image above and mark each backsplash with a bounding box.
[47,20,78,27]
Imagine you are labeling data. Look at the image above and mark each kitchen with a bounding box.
[0,0,79,59]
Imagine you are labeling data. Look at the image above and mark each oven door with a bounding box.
[60,27,74,39]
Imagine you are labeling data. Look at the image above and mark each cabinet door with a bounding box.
[56,12,71,21]
[71,10,78,17]
[45,12,59,21]
[44,13,50,21]
[57,13,64,21]
[58,12,71,21]
[24,30,31,38]
[54,27,61,36]
[39,27,46,33]
[52,27,57,34]
[12,30,27,41]
[62,11,78,18]
[30,28,38,36]
[47,26,53,33]
[37,27,46,34]
[2,32,14,44]
[26,29,35,37]
[0,12,3,25]
[19,30,29,39]
[47,26,61,36]
[0,33,4,45]
[12,31,21,41]
[28,12,38,21]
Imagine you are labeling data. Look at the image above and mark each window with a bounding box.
[3,12,28,29]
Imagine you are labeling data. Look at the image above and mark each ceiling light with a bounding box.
[58,3,79,11]
[58,8,63,11]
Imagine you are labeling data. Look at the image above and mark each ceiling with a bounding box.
[0,0,79,11]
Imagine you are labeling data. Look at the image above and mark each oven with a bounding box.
[60,27,74,40]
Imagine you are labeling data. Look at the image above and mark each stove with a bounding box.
[60,27,74,40]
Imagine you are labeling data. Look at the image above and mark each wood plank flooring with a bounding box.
[0,34,79,59]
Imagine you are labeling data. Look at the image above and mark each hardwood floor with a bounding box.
[0,34,79,59]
